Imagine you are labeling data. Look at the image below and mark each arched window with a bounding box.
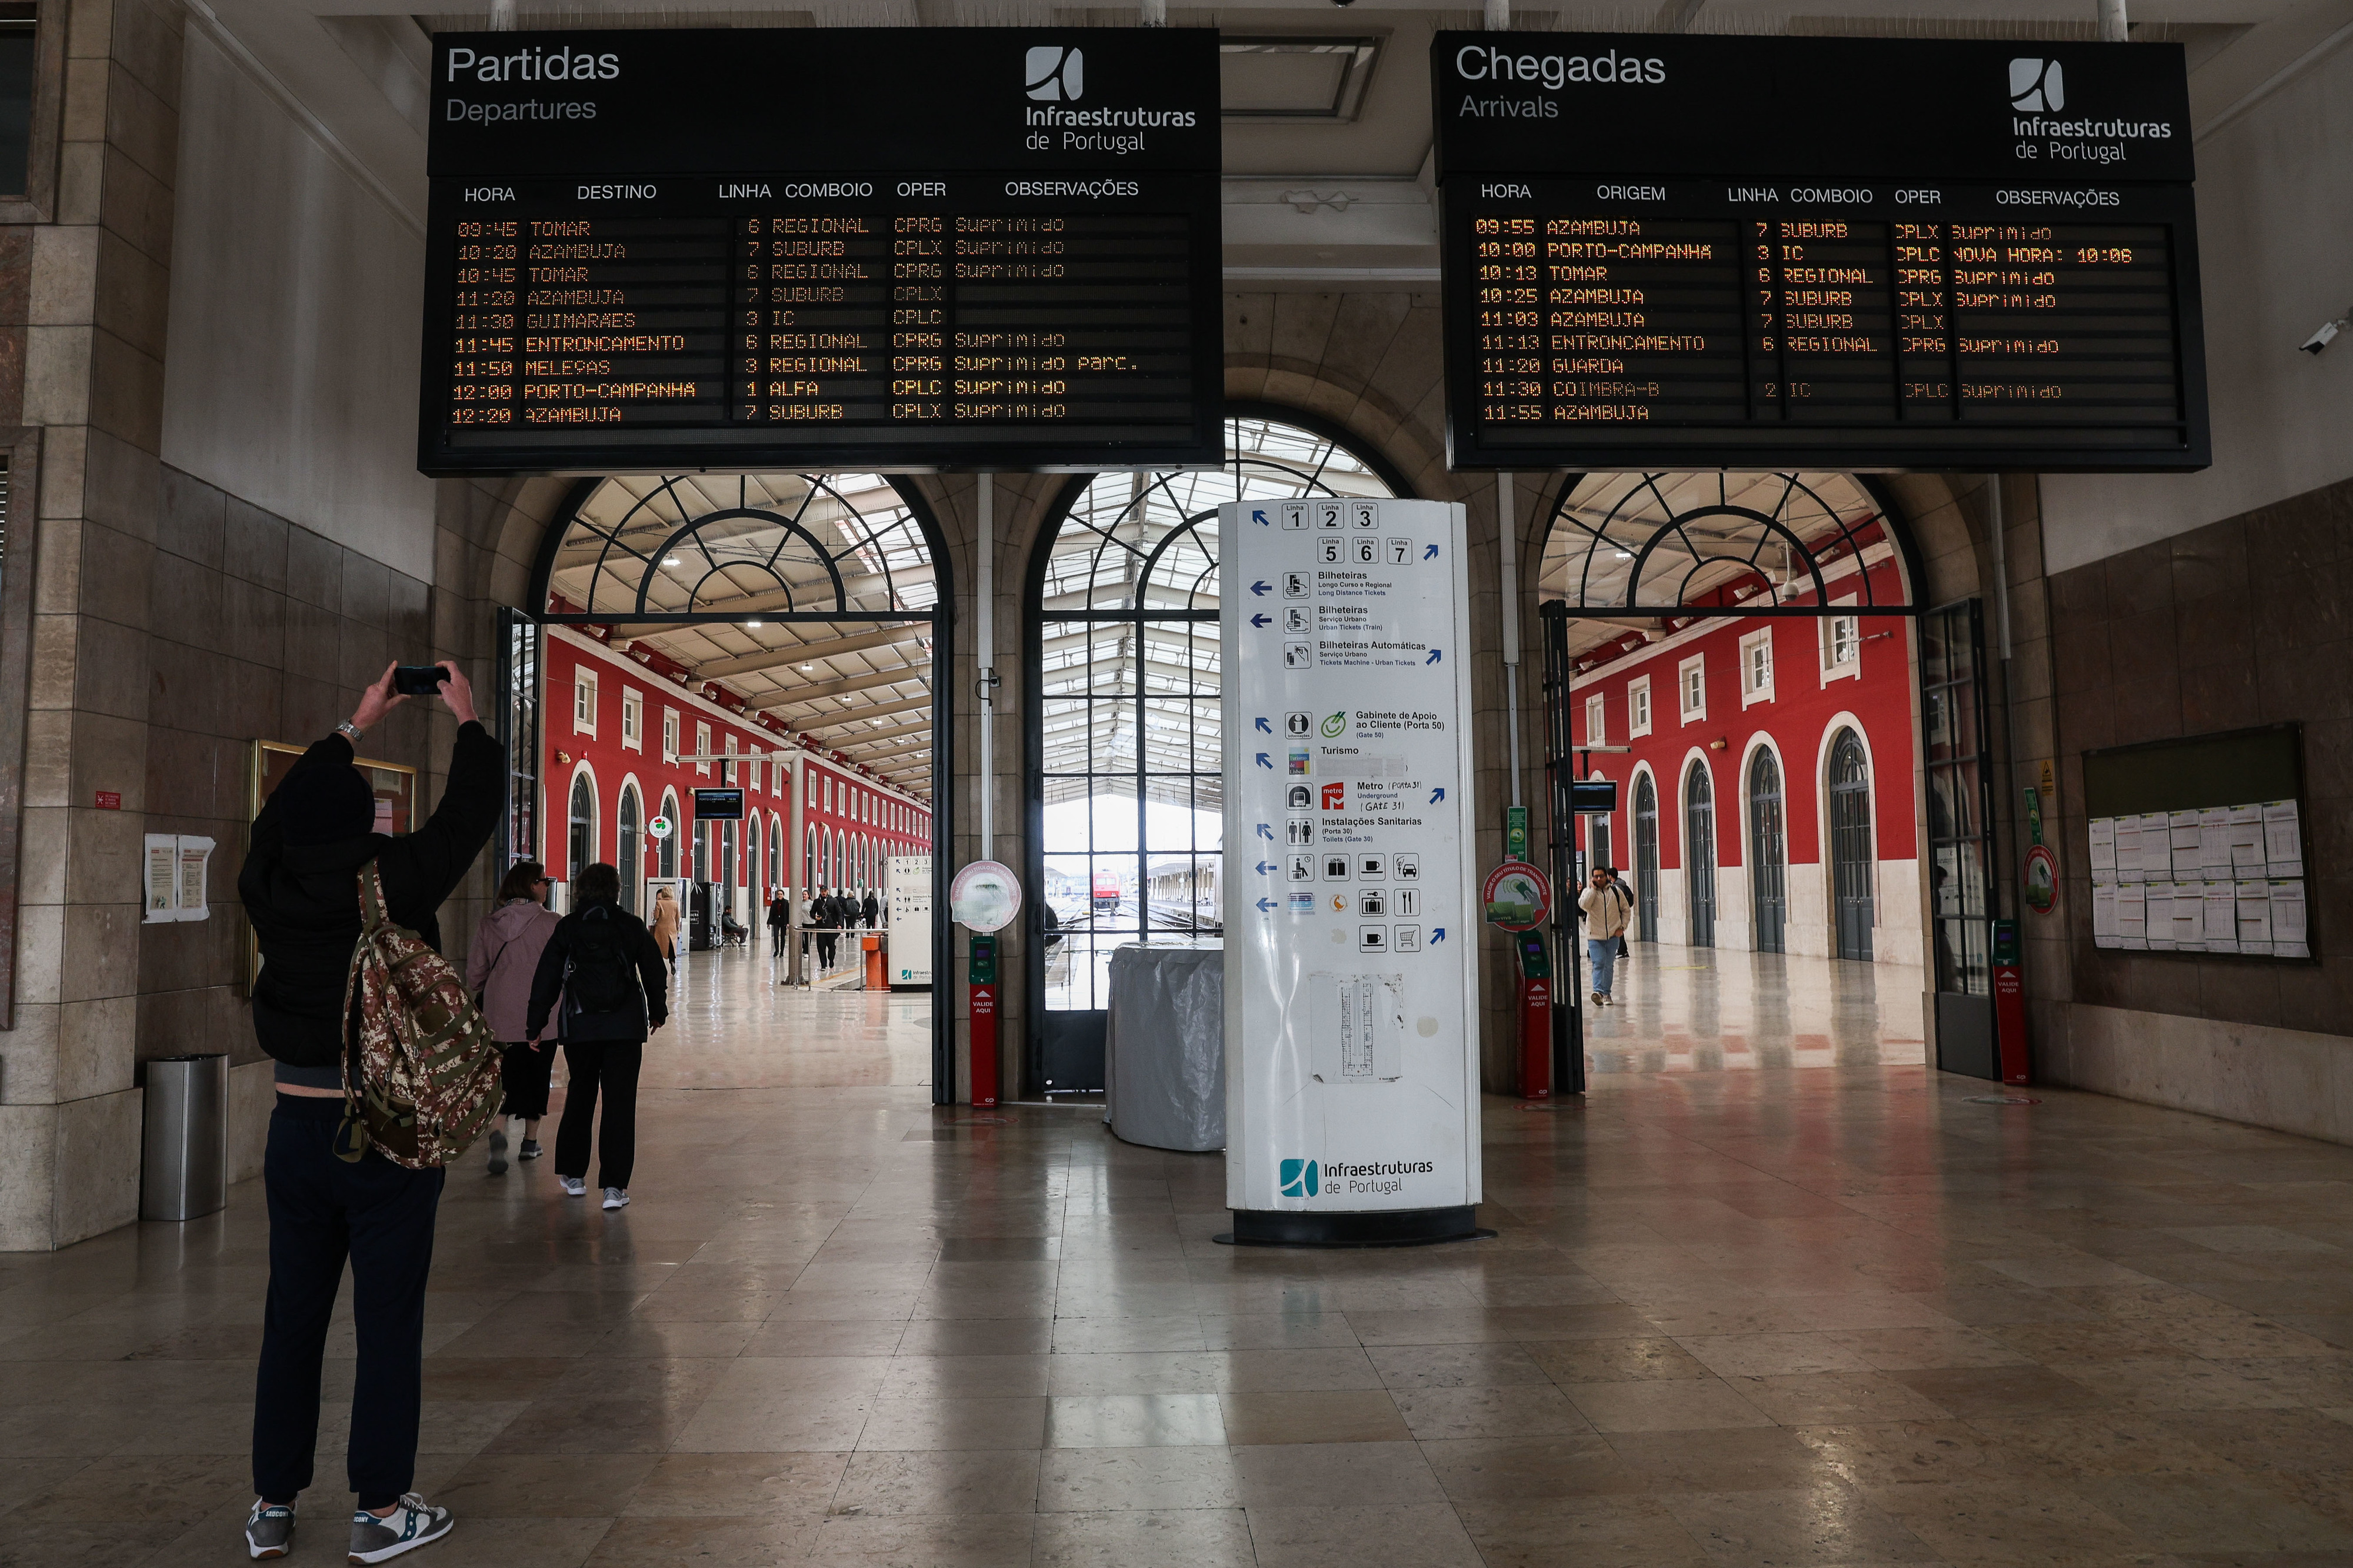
[568,772,596,880]
[1748,748,1786,955]
[1685,762,1717,948]
[658,790,679,879]
[746,813,762,895]
[768,813,783,889]
[1025,412,1407,1088]
[1828,729,1875,960]
[617,785,642,914]
[804,825,816,889]
[1632,772,1659,942]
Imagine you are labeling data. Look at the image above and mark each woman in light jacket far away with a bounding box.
[466,859,561,1175]
[649,884,682,975]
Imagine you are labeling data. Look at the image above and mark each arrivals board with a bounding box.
[1432,34,2209,471]
[422,29,1222,475]
[1221,499,1484,1243]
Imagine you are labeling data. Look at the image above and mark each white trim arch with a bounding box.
[566,760,601,879]
[616,772,646,912]
[1737,731,1791,956]
[1677,747,1720,949]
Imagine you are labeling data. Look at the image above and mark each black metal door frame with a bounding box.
[516,475,958,1105]
[1748,746,1787,955]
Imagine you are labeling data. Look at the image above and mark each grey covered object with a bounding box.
[1103,941,1225,1153]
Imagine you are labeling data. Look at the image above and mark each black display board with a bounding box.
[1432,34,2209,472]
[422,29,1223,475]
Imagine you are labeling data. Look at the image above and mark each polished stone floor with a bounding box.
[1584,942,1927,1076]
[12,952,2353,1565]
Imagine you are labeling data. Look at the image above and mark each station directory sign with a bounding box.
[422,29,1222,474]
[1221,498,1484,1246]
[1432,34,2208,471]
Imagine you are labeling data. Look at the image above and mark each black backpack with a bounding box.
[561,905,646,1042]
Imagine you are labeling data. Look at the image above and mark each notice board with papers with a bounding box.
[2081,724,2312,960]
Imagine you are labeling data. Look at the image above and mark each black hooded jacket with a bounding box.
[524,899,669,1043]
[239,723,504,1070]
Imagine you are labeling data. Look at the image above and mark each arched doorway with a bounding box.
[1022,410,1410,1096]
[658,789,679,880]
[1748,747,1787,955]
[568,771,596,882]
[1829,729,1875,960]
[1633,773,1659,941]
[1685,762,1717,949]
[516,470,952,1100]
[618,784,642,913]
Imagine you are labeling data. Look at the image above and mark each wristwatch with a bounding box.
[335,721,365,745]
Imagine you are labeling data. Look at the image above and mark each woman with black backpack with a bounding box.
[524,862,669,1212]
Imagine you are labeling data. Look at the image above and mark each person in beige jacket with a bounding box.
[1577,863,1635,1007]
[649,885,682,975]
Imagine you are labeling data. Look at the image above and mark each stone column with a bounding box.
[0,0,182,1249]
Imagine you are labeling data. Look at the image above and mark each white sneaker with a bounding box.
[602,1187,629,1210]
[559,1176,586,1197]
[347,1493,453,1562]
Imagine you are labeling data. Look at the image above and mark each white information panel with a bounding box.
[888,855,934,989]
[1221,498,1484,1245]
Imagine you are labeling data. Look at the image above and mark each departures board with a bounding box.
[422,29,1222,475]
[1432,34,2209,471]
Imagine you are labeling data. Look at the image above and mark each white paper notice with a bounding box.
[2092,883,2119,945]
[2145,883,2174,950]
[2088,816,2117,881]
[2116,884,2148,948]
[2271,880,2309,959]
[2228,805,2265,872]
[2168,810,2202,879]
[2234,880,2272,956]
[2263,801,2303,876]
[1224,498,1479,1221]
[2114,816,2144,883]
[2202,882,2239,953]
[2198,808,2232,876]
[143,835,178,922]
[176,836,215,921]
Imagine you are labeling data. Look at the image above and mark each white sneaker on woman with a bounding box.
[602,1187,629,1210]
[559,1176,586,1197]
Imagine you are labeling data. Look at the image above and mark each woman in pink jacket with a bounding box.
[466,860,561,1175]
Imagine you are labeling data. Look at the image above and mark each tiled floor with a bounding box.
[1585,942,1927,1075]
[10,949,2353,1565]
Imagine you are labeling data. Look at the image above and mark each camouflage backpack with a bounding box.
[334,859,505,1170]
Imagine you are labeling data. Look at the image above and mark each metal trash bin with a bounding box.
[141,1053,228,1222]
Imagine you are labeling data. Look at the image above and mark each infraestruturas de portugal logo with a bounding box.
[1026,45,1084,102]
[1280,1156,1437,1199]
[1279,1159,1318,1197]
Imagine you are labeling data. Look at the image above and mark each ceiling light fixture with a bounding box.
[747,618,762,628]
[664,555,681,566]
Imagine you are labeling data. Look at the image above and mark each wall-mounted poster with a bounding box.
[2081,725,2312,961]
[144,835,216,922]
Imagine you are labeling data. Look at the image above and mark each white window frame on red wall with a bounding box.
[621,688,642,750]
[1584,693,1605,747]
[1820,595,1862,685]
[695,723,712,778]
[1678,654,1706,725]
[1739,629,1775,708]
[662,708,679,763]
[1628,675,1652,738]
[572,667,596,736]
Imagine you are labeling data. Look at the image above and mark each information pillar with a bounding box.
[1219,499,1486,1247]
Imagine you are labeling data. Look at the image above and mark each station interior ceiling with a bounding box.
[219,0,2337,778]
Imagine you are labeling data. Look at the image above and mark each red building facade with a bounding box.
[1568,551,1920,967]
[541,628,931,919]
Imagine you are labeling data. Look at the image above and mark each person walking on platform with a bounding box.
[861,887,880,930]
[1611,868,1636,963]
[812,886,839,970]
[648,885,681,977]
[1579,863,1634,1008]
[766,888,790,955]
[527,862,668,1213]
[466,860,560,1175]
[238,660,495,1564]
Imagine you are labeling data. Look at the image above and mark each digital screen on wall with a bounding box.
[1431,34,2209,472]
[692,787,745,820]
[421,28,1224,475]
[2081,725,2311,959]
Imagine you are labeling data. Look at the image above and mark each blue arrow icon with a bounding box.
[1254,716,1271,733]
[1255,823,1275,840]
[1432,927,1448,943]
[1255,861,1277,875]
[1252,510,1269,526]
[1251,580,1271,596]
[1257,898,1278,913]
[1429,787,1446,803]
[1251,613,1272,628]
[1255,753,1272,769]
[1423,543,1439,560]
[1425,649,1442,665]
